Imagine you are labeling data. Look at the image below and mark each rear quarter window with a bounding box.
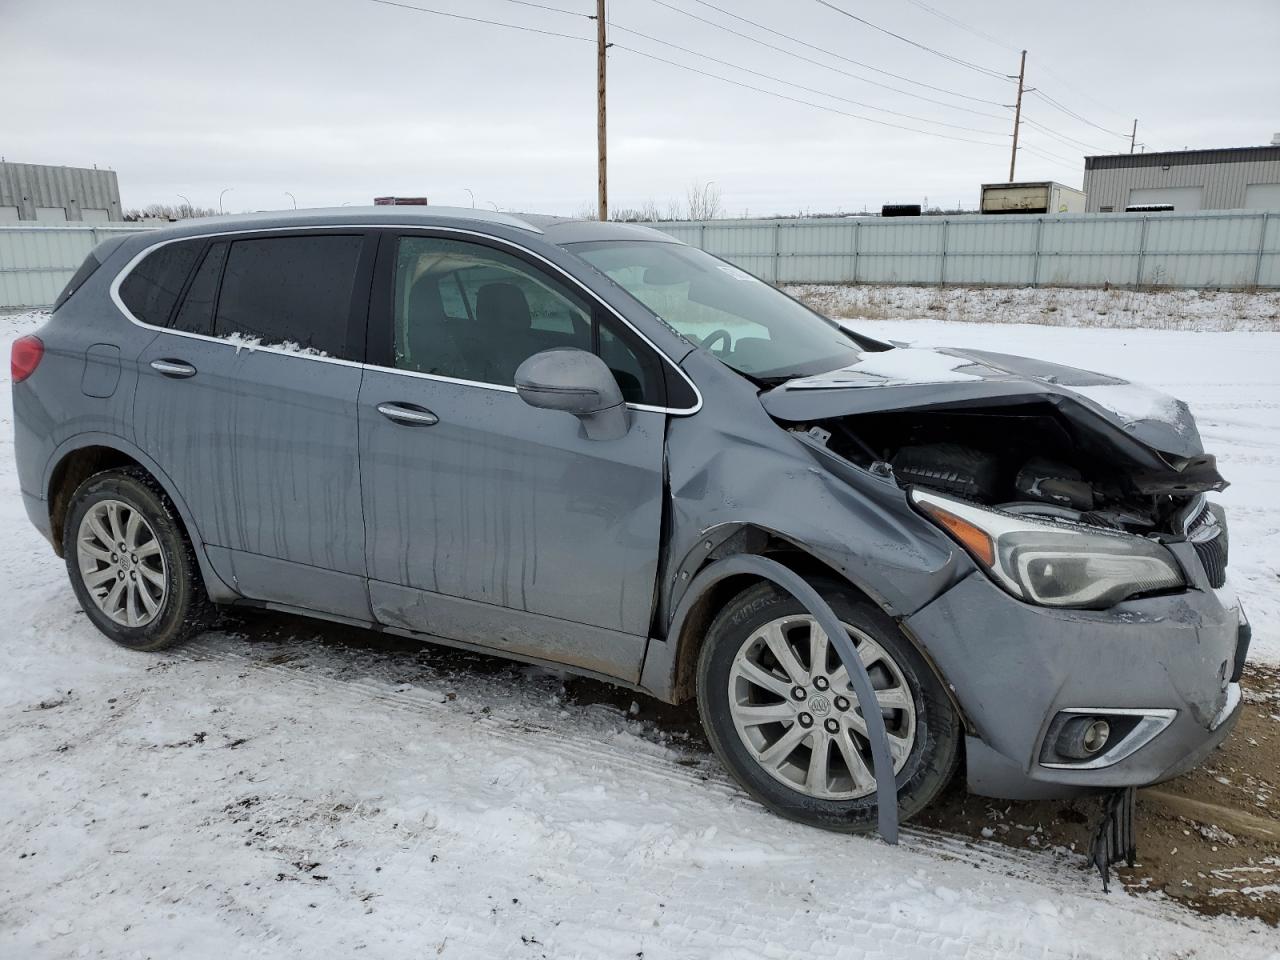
[52,252,101,312]
[118,240,203,326]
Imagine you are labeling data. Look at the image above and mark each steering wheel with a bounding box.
[699,328,733,355]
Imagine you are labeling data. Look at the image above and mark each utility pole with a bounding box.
[1008,49,1026,182]
[1130,119,1138,154]
[596,0,608,221]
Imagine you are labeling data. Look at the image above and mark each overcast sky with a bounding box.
[5,0,1278,216]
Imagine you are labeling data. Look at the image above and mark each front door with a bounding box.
[358,231,672,681]
[131,230,375,620]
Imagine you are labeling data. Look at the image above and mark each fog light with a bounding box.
[1057,717,1111,759]
[1040,709,1175,769]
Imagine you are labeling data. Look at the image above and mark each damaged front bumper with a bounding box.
[904,569,1246,800]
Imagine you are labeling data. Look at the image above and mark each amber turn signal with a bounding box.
[916,499,996,567]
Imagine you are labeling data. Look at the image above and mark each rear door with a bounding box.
[129,230,376,619]
[357,230,677,681]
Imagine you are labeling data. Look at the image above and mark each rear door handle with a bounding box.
[377,402,439,426]
[150,359,197,379]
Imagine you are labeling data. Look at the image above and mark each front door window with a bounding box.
[392,236,663,404]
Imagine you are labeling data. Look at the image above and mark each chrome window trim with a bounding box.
[1171,493,1204,536]
[1038,706,1177,771]
[108,223,703,416]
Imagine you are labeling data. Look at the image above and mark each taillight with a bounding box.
[11,335,44,383]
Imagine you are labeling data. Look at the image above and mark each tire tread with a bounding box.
[63,467,213,651]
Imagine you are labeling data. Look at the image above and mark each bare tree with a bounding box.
[609,198,667,222]
[574,186,726,223]
[685,180,723,220]
[123,202,219,221]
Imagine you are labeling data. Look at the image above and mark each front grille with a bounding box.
[1193,535,1228,588]
[1185,501,1229,589]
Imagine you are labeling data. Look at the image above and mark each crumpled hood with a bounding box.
[760,344,1207,462]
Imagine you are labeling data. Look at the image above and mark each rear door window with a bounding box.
[119,240,202,326]
[213,235,364,357]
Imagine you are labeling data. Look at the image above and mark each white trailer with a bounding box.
[980,181,1086,215]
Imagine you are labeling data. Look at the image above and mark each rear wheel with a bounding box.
[63,468,212,651]
[696,579,960,832]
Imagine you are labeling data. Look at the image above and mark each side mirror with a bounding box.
[515,348,629,440]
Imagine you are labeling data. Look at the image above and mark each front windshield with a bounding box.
[570,240,861,380]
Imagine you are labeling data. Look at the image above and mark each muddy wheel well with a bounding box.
[667,538,963,730]
[668,540,875,703]
[47,446,147,557]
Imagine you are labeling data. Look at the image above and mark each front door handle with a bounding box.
[150,359,197,379]
[377,402,439,427]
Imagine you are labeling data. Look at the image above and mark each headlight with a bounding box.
[911,489,1184,609]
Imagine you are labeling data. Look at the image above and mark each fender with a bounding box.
[657,553,900,842]
[659,520,923,632]
[42,432,240,603]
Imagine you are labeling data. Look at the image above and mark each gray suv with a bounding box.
[12,207,1247,831]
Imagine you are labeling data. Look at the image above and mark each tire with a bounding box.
[62,467,213,652]
[696,578,960,833]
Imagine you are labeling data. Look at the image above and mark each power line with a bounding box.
[1035,63,1139,128]
[900,0,1019,53]
[362,0,1007,148]
[1018,140,1080,167]
[608,21,1007,135]
[901,0,1152,144]
[903,0,1143,131]
[644,0,1009,119]
[682,0,1007,107]
[1029,89,1130,141]
[810,0,1010,80]
[364,0,592,42]
[611,42,1007,147]
[1020,116,1105,155]
[487,0,588,17]
[898,0,1147,143]
[1018,141,1080,167]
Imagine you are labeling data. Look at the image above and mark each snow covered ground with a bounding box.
[792,284,1280,332]
[2,309,1279,959]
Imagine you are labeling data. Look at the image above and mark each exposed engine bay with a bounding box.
[791,400,1227,537]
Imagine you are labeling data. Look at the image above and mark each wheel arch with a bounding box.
[648,551,906,840]
[43,433,237,602]
[641,523,961,726]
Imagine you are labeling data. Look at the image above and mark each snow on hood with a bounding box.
[760,344,1208,460]
[781,346,988,388]
[1068,382,1188,436]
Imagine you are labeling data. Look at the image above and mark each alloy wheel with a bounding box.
[76,499,168,628]
[727,615,917,800]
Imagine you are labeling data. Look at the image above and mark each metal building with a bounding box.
[0,162,122,223]
[1083,142,1280,213]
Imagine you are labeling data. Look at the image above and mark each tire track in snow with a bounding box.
[172,632,1270,956]
[179,634,726,794]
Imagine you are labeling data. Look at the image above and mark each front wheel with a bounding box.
[696,579,960,832]
[63,468,212,651]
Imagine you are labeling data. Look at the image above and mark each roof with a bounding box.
[1085,145,1280,171]
[135,206,679,246]
[980,181,1082,191]
[171,205,547,234]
